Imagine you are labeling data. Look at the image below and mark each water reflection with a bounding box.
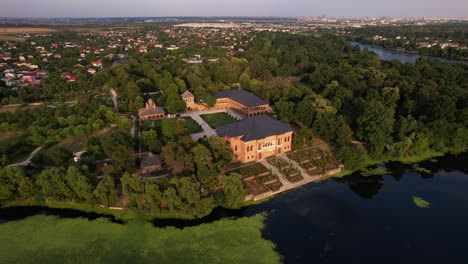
[335,174,384,199]
[350,41,468,65]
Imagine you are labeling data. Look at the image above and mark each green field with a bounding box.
[0,214,280,264]
[200,112,238,128]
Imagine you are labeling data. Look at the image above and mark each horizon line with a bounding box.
[1,15,468,20]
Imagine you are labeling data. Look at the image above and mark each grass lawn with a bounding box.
[230,162,270,178]
[54,127,115,153]
[181,117,203,133]
[0,104,39,113]
[0,132,35,163]
[0,214,280,264]
[200,112,238,128]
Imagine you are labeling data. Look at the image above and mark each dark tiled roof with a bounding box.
[138,99,165,116]
[140,152,162,168]
[138,107,164,116]
[216,115,292,141]
[214,89,268,107]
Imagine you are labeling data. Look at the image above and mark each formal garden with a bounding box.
[267,156,304,183]
[227,162,282,198]
[287,148,340,176]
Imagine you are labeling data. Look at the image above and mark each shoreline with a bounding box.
[1,149,462,222]
[349,40,468,63]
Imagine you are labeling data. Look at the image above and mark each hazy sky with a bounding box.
[0,0,466,18]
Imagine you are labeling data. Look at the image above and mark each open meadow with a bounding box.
[0,214,280,264]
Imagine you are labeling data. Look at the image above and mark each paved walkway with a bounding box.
[130,115,136,138]
[8,146,42,167]
[180,109,243,141]
[110,88,118,113]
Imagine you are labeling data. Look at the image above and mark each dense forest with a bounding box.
[1,30,466,218]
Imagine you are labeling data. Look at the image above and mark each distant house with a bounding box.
[87,68,96,75]
[1,78,16,87]
[183,58,203,64]
[138,99,165,121]
[166,45,179,50]
[61,72,71,79]
[217,115,293,163]
[92,60,103,68]
[213,88,270,117]
[67,76,77,82]
[36,70,49,78]
[140,152,162,174]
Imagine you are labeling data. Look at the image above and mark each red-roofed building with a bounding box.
[92,60,102,68]
[67,76,77,82]
[61,72,70,79]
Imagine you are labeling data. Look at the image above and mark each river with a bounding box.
[1,152,467,263]
[350,41,468,65]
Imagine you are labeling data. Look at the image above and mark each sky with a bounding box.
[0,0,467,18]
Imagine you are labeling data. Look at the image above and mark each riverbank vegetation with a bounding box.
[0,214,280,264]
[348,23,468,60]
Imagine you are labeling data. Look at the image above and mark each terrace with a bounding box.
[227,162,282,199]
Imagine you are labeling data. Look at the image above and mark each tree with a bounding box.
[220,173,245,208]
[141,130,160,152]
[191,144,217,189]
[170,177,201,205]
[65,166,93,202]
[200,136,233,172]
[356,100,395,158]
[336,146,368,170]
[93,176,118,207]
[120,172,145,209]
[0,167,25,202]
[36,167,73,200]
[161,142,194,175]
[144,181,163,214]
[274,100,296,122]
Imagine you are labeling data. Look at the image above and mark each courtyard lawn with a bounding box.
[200,112,237,128]
[181,116,203,133]
[142,117,202,134]
[0,214,280,264]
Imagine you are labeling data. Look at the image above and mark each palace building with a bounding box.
[213,89,270,117]
[181,88,271,116]
[138,99,165,121]
[216,115,293,163]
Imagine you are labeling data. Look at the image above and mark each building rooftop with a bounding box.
[181,90,195,98]
[138,99,165,116]
[214,88,268,108]
[216,115,292,141]
[140,152,162,168]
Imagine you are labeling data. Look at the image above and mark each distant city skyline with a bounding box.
[0,0,467,18]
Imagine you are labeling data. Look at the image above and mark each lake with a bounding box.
[350,41,468,65]
[1,152,467,263]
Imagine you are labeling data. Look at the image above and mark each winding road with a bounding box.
[8,146,42,167]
